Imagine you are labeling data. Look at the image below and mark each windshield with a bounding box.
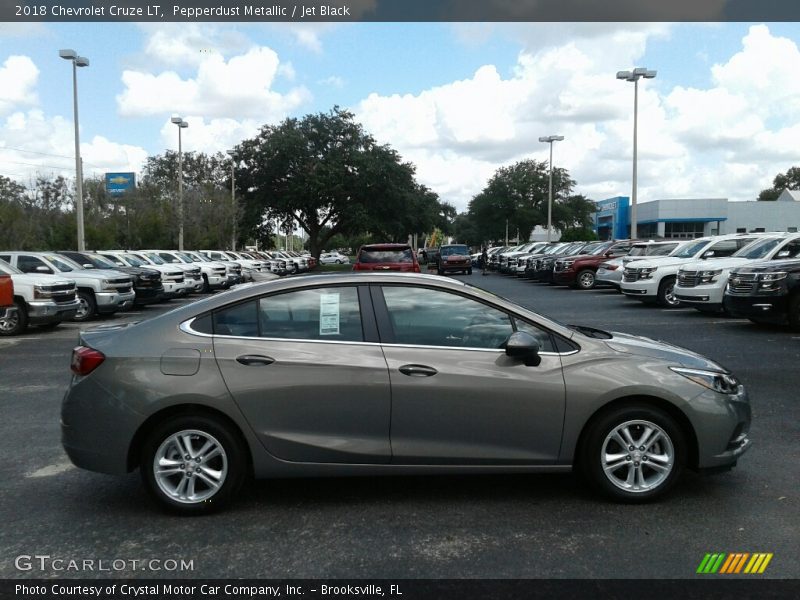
[0,259,21,275]
[733,237,784,259]
[359,248,414,263]
[582,242,606,255]
[121,254,146,267]
[180,252,201,262]
[157,253,183,264]
[44,254,80,272]
[86,254,119,269]
[671,239,709,259]
[143,252,166,265]
[440,245,469,256]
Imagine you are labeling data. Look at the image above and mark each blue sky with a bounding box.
[2,22,800,210]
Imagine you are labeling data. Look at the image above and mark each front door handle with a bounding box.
[236,355,275,366]
[399,364,438,377]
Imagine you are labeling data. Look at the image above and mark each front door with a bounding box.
[375,285,566,464]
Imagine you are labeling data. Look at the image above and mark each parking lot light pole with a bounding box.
[617,67,656,240]
[227,151,236,251]
[59,49,89,251]
[539,135,564,243]
[171,117,189,250]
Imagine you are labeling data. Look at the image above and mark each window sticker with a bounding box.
[319,293,340,336]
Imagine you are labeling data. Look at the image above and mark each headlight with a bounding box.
[670,367,741,395]
[699,269,722,284]
[758,272,787,282]
[33,285,54,299]
[639,267,657,279]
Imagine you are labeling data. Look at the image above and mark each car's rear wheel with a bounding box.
[788,293,800,331]
[141,415,247,514]
[0,300,27,336]
[580,405,685,502]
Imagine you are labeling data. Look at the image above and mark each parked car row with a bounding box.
[0,247,319,336]
[487,231,800,330]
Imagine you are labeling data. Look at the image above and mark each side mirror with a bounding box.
[505,331,542,367]
[776,250,791,259]
[35,265,53,274]
[83,263,94,268]
[702,250,715,259]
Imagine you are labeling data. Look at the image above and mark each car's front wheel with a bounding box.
[72,290,97,322]
[141,415,247,514]
[657,277,681,308]
[581,405,686,502]
[576,269,596,290]
[0,300,27,336]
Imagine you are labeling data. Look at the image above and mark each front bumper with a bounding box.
[95,290,136,314]
[621,279,658,298]
[27,299,80,323]
[553,271,577,285]
[674,285,725,306]
[133,285,164,305]
[596,267,622,286]
[723,294,789,323]
[691,385,752,470]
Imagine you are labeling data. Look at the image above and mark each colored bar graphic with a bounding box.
[701,552,773,574]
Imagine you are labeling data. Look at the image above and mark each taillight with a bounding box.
[71,346,105,376]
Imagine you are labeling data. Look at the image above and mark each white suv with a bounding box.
[675,233,800,313]
[620,234,761,307]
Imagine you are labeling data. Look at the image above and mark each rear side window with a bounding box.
[359,248,414,263]
[211,287,363,342]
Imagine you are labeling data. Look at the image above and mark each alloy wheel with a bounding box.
[600,419,674,493]
[153,429,228,504]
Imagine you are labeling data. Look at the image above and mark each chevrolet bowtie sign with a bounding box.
[105,172,136,195]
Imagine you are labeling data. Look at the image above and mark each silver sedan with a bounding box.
[62,273,751,513]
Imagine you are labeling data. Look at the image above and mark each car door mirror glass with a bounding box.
[776,250,791,258]
[35,265,52,273]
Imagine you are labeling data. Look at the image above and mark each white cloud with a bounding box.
[157,116,263,155]
[319,75,345,89]
[0,56,39,115]
[357,24,800,211]
[0,110,147,183]
[117,46,311,120]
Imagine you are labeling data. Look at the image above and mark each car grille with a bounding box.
[623,268,640,283]
[212,267,226,275]
[108,278,133,293]
[727,273,758,295]
[45,284,77,303]
[678,271,698,288]
[554,261,566,272]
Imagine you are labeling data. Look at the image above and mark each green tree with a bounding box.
[234,107,440,258]
[758,166,800,201]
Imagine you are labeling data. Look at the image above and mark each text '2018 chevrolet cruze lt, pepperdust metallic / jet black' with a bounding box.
[61,273,751,514]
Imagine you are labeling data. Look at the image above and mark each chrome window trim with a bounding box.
[180,318,578,356]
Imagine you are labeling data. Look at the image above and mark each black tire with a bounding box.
[72,290,97,322]
[140,414,247,515]
[788,294,800,331]
[580,404,686,503]
[576,269,596,290]
[201,275,211,294]
[657,276,681,308]
[467,268,473,275]
[0,300,28,336]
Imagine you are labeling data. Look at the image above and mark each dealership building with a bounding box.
[594,191,800,240]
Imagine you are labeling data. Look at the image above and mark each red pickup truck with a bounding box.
[0,271,13,319]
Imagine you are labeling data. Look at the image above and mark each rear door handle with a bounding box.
[399,364,438,377]
[236,355,275,366]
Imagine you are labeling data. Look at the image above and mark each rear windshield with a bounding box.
[359,248,414,263]
[440,246,469,256]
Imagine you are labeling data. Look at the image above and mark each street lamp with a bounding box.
[59,49,90,251]
[227,151,237,251]
[171,116,189,250]
[617,67,656,239]
[539,135,564,243]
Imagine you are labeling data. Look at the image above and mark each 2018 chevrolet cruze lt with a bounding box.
[62,273,751,513]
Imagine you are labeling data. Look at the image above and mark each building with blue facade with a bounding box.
[594,196,630,240]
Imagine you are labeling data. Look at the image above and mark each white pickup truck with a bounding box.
[620,234,761,307]
[0,259,80,335]
[0,251,134,322]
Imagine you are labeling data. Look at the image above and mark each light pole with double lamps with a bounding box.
[171,116,189,251]
[538,135,564,243]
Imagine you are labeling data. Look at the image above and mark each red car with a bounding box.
[0,269,13,320]
[353,243,421,272]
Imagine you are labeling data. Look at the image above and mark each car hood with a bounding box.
[604,331,725,371]
[11,273,74,287]
[679,257,749,272]
[627,256,695,269]
[732,259,800,274]
[59,268,131,280]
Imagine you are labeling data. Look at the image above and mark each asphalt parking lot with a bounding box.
[1,272,798,579]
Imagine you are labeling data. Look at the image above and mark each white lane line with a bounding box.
[26,462,75,478]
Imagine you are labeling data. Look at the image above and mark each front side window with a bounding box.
[734,237,783,260]
[382,286,513,349]
[17,255,50,273]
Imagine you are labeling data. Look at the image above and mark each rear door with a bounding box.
[212,284,393,463]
